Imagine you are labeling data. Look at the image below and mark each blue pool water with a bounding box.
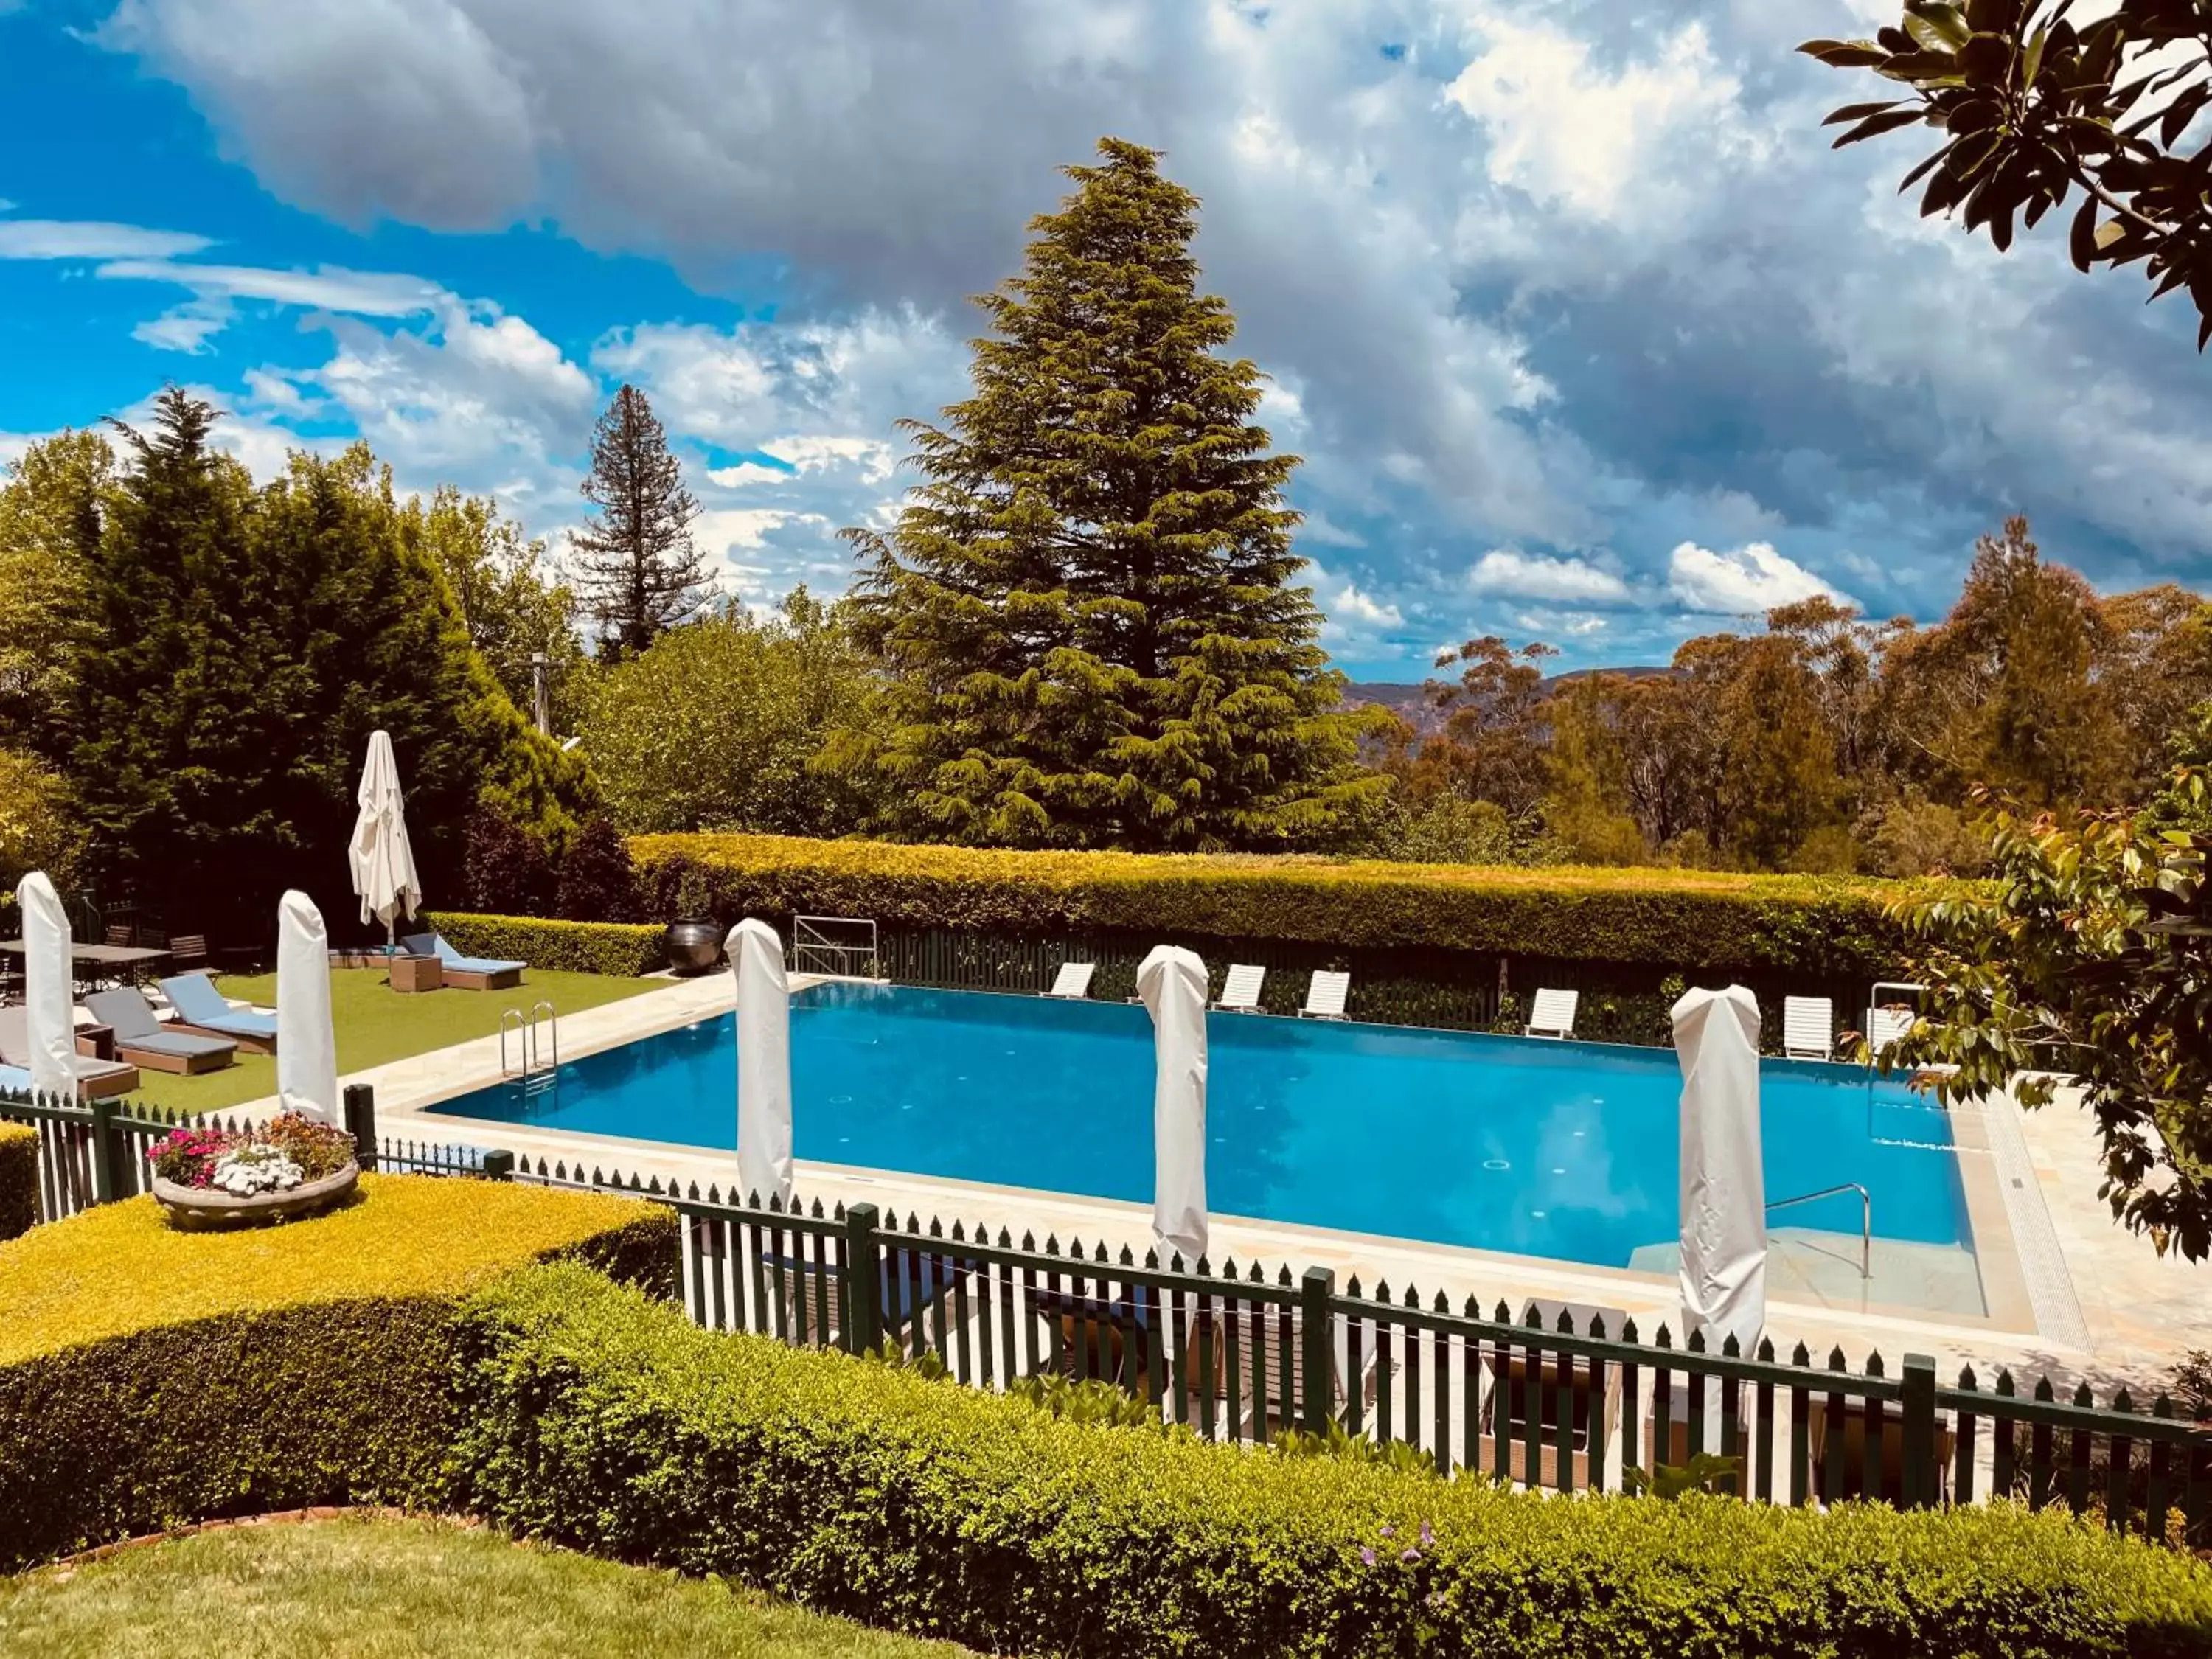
[435,983,1972,1271]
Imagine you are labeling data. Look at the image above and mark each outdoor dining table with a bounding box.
[0,939,171,993]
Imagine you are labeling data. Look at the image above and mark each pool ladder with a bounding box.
[501,1001,560,1104]
[1766,1182,1871,1280]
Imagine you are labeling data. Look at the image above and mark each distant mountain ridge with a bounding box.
[1340,668,1669,736]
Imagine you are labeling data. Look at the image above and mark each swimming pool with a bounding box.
[435,982,1975,1275]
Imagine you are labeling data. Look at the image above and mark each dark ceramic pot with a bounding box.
[665,917,724,976]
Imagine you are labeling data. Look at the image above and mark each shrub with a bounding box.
[422,911,666,977]
[630,832,1948,976]
[0,1124,34,1242]
[555,815,643,923]
[451,1264,2212,1659]
[0,1177,674,1567]
[462,804,559,916]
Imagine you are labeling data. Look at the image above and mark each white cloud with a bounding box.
[1666,540,1855,616]
[0,218,213,260]
[133,302,231,353]
[1469,549,1630,604]
[706,460,793,488]
[97,257,443,318]
[1442,16,1759,225]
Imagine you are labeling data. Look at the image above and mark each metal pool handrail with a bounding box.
[1767,1182,1871,1280]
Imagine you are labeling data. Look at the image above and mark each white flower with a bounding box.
[209,1147,305,1196]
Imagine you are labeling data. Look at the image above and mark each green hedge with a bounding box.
[0,1179,675,1568]
[630,833,1944,977]
[450,1264,2212,1658]
[422,911,667,977]
[0,1124,36,1242]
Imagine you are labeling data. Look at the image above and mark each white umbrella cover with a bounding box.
[1137,944,1209,1266]
[731,918,793,1207]
[348,729,421,945]
[18,872,77,1103]
[277,890,341,1124]
[1672,982,1767,1352]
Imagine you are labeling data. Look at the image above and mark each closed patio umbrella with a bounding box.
[1138,944,1209,1266]
[277,891,340,1124]
[348,729,421,950]
[731,918,793,1208]
[1672,983,1767,1352]
[18,872,77,1103]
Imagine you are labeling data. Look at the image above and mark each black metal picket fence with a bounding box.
[7,1083,2210,1546]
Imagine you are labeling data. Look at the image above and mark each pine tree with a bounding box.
[570,385,707,660]
[838,138,1379,849]
[69,392,591,938]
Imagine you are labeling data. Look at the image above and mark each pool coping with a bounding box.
[298,970,2125,1383]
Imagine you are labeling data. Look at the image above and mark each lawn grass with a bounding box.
[0,1516,977,1657]
[124,967,660,1114]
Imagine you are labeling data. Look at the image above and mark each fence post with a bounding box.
[843,1202,883,1357]
[1902,1353,1937,1509]
[1300,1266,1334,1435]
[342,1084,378,1171]
[88,1092,119,1206]
[479,1150,515,1183]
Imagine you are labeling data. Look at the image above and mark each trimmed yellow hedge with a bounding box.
[422,911,667,977]
[452,1265,2212,1658]
[0,1177,675,1567]
[0,1124,35,1242]
[631,832,1945,975]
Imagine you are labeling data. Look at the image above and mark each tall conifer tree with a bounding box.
[570,385,707,660]
[838,138,1380,849]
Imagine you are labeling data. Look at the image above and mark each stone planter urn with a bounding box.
[150,1161,361,1229]
[665,917,724,976]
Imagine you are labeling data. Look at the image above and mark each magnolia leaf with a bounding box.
[1905,4,1972,50]
[1834,108,1927,147]
[2023,24,2047,87]
[1823,99,1910,124]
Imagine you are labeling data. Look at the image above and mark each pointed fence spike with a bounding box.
[1434,1290,1450,1315]
[1792,1340,1811,1366]
[2154,1394,2175,1419]
[1144,1248,1159,1270]
[1462,1294,1480,1318]
[1827,1346,1848,1370]
[1958,1363,1977,1389]
[2035,1377,2056,1402]
[1404,1284,1422,1310]
[811,1197,825,1219]
[1249,1262,1265,1284]
[1756,1336,1773,1362]
[997,1228,1012,1248]
[1345,1273,1363,1298]
[1277,1265,1293,1287]
[1020,1231,1036,1251]
[1169,1251,1185,1273]
[2115,1386,2135,1413]
[1590,1314,1609,1340]
[2073,1381,2093,1408]
[1557,1308,1574,1335]
[1996,1369,2016,1397]
[950,1220,966,1242]
[1221,1257,1239,1280]
[1095,1240,1110,1265]
[1494,1298,1512,1323]
[1687,1329,1707,1354]
[1194,1254,1213,1276]
[1655,1324,1673,1349]
[1374,1279,1392,1304]
[1523,1303,1543,1329]
[928,1216,944,1239]
[1722,1333,1740,1358]
[1043,1233,1060,1256]
[1621,1316,1638,1343]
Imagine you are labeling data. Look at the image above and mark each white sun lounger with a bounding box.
[1865,1004,1915,1057]
[1044,961,1095,1000]
[1214,963,1266,1012]
[1301,970,1350,1020]
[1525,987,1578,1040]
[1782,996,1834,1060]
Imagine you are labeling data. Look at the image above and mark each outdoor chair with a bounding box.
[400,932,525,992]
[167,934,209,972]
[1864,1004,1915,1057]
[1481,1298,1627,1490]
[753,1237,978,1356]
[1214,963,1266,1013]
[1300,970,1351,1020]
[1043,961,1095,1000]
[84,988,238,1075]
[104,925,134,949]
[1526,987,1579,1040]
[0,1007,140,1099]
[161,971,279,1055]
[1783,996,1835,1060]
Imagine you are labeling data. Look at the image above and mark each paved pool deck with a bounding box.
[271,971,2208,1401]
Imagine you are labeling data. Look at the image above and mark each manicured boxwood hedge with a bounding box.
[0,1123,36,1242]
[630,833,1945,978]
[450,1264,2212,1659]
[0,1178,675,1568]
[0,1124,36,1239]
[422,911,667,977]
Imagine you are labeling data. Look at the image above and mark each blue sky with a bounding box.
[4,1,2210,681]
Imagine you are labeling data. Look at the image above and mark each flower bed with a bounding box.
[150,1115,355,1197]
